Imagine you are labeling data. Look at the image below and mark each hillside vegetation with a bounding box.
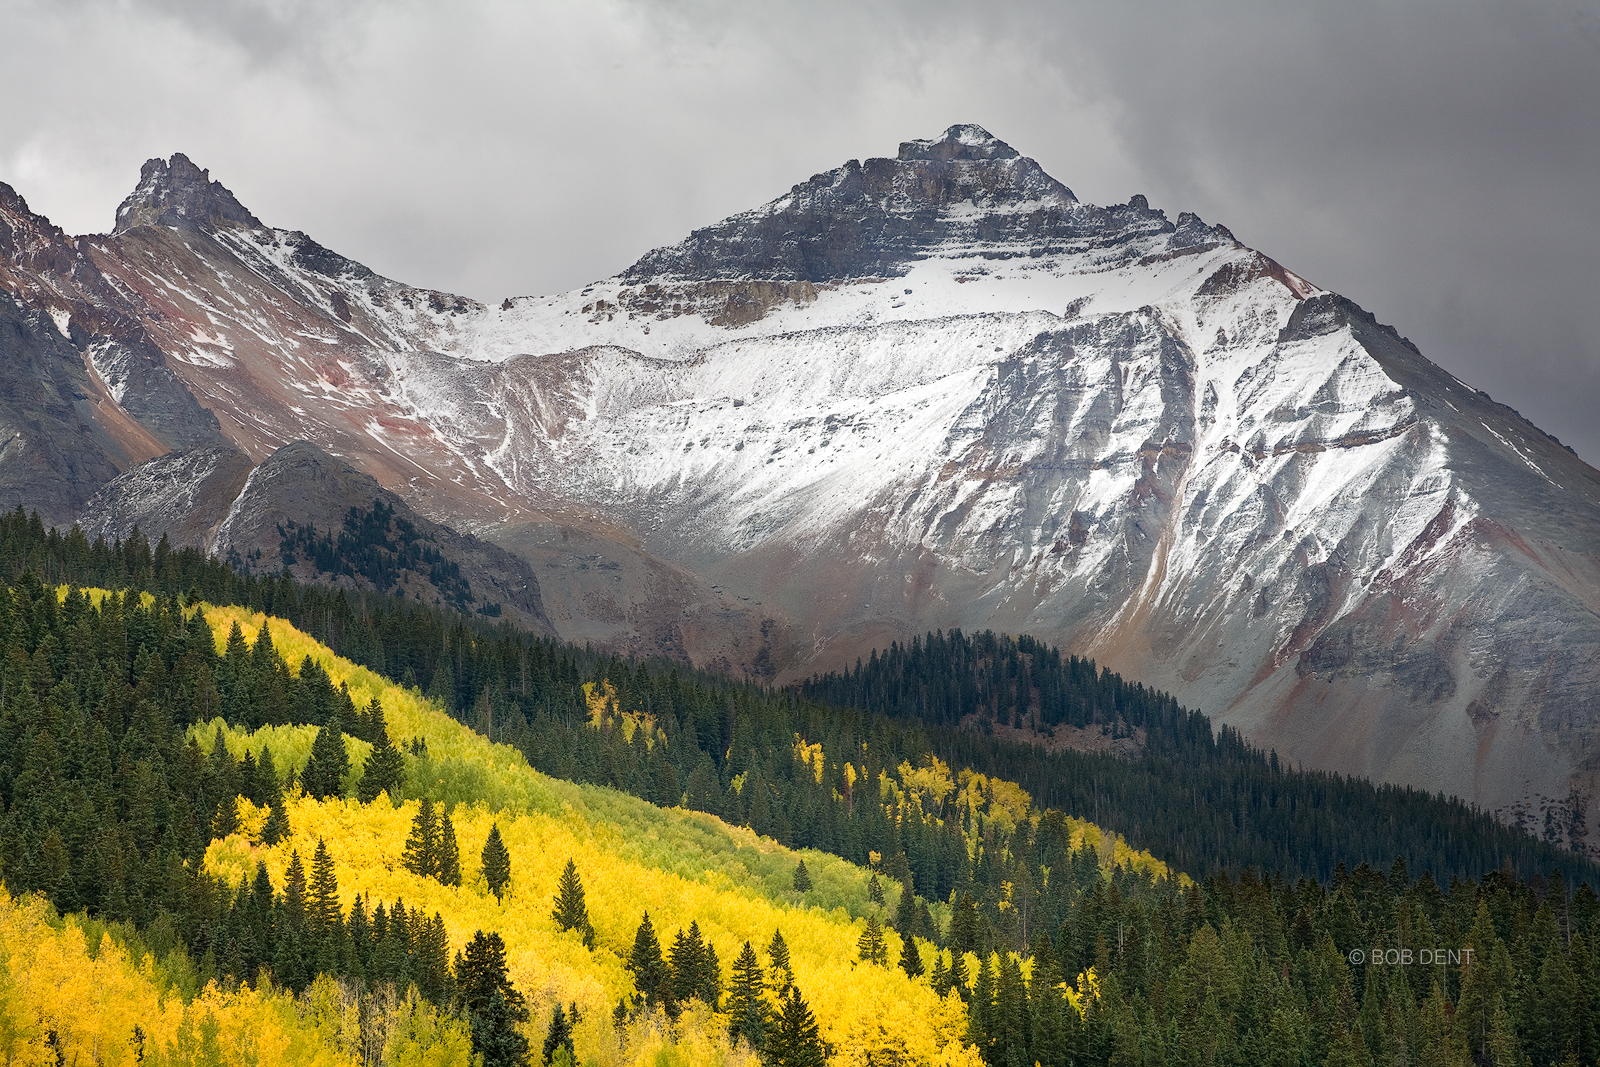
[3,508,1587,890]
[3,513,1600,1065]
[0,589,984,1063]
[196,604,978,1064]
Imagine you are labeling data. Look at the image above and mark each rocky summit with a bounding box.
[2,125,1597,849]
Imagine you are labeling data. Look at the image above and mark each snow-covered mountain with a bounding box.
[3,128,1597,845]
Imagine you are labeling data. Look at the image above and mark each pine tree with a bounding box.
[261,798,289,846]
[766,985,826,1067]
[542,1003,578,1066]
[858,914,888,966]
[437,810,462,887]
[302,707,349,799]
[628,912,671,1011]
[793,860,813,894]
[900,936,924,979]
[472,988,532,1067]
[402,797,439,878]
[768,928,794,994]
[308,837,342,935]
[671,923,711,1006]
[727,940,769,1049]
[551,858,595,949]
[868,873,884,906]
[356,699,404,803]
[482,823,512,902]
[456,929,527,1022]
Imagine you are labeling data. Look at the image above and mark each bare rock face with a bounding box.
[0,289,145,526]
[0,178,229,459]
[113,153,262,234]
[3,129,1598,850]
[85,440,556,635]
[76,445,254,550]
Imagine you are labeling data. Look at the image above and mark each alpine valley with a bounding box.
[3,124,1598,851]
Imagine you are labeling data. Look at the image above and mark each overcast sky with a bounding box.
[4,0,1597,463]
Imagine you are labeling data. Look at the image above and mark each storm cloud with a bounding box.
[4,0,1597,461]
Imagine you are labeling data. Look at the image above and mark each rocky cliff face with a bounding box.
[0,288,146,526]
[3,127,1597,848]
[81,440,556,634]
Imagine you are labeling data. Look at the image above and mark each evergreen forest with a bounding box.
[1,505,1598,1067]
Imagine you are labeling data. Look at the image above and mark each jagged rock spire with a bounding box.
[114,153,261,235]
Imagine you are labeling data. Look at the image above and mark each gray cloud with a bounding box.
[3,0,1596,461]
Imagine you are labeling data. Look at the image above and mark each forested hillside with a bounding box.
[0,586,973,1063]
[4,507,1600,1065]
[3,508,1583,889]
[799,631,1600,883]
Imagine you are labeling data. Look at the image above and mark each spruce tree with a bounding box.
[969,956,995,1054]
[542,1003,578,1066]
[728,940,768,1050]
[894,882,917,936]
[437,810,462,887]
[257,745,283,804]
[401,797,439,878]
[793,860,812,894]
[768,928,794,994]
[671,924,706,1005]
[949,951,969,1000]
[308,837,342,935]
[261,798,289,846]
[858,914,888,966]
[766,985,826,1067]
[282,849,308,932]
[868,873,884,906]
[930,953,950,996]
[627,911,671,1011]
[551,858,595,949]
[302,708,349,799]
[702,940,722,1009]
[668,922,720,1008]
[481,823,512,902]
[356,699,404,803]
[472,988,532,1067]
[212,794,240,839]
[456,929,527,1022]
[900,936,924,979]
[994,953,1028,1065]
[421,913,459,1004]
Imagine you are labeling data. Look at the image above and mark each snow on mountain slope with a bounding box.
[4,128,1597,846]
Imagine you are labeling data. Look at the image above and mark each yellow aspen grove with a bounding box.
[0,889,471,1063]
[24,595,1189,1065]
[186,608,983,1066]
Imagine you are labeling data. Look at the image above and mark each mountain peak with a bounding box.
[620,124,1082,284]
[113,153,262,235]
[897,124,1020,162]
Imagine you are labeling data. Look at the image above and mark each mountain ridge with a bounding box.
[0,125,1596,846]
